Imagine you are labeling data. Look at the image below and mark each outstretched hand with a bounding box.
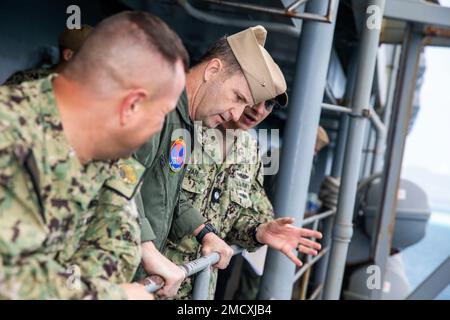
[256,217,323,267]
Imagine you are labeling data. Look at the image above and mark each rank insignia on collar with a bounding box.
[169,138,186,173]
[119,164,137,184]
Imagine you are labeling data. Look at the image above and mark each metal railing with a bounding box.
[199,0,336,23]
[294,208,335,299]
[143,245,243,296]
[143,209,335,300]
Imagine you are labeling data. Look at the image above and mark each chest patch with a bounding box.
[169,138,186,173]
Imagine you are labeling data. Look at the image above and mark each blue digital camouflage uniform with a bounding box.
[163,126,274,299]
[0,75,144,299]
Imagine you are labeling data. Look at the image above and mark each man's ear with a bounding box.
[119,89,148,127]
[62,49,74,62]
[203,58,223,82]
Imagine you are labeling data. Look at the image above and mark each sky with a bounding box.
[402,46,450,175]
[402,0,450,176]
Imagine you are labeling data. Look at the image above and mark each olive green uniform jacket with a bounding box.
[133,90,206,280]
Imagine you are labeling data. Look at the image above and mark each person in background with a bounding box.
[3,24,93,85]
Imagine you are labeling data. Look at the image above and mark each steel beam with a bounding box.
[407,256,450,300]
[369,23,423,300]
[384,0,450,29]
[372,45,401,173]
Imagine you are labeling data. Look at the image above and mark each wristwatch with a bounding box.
[195,222,218,243]
[252,223,264,245]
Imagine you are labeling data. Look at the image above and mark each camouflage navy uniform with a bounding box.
[0,76,144,299]
[163,126,274,299]
[3,68,53,86]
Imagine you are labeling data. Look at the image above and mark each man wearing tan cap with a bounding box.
[3,25,93,85]
[226,26,288,108]
[132,26,292,298]
[160,27,322,301]
[163,91,323,299]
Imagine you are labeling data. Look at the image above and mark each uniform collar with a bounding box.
[35,74,61,124]
[176,89,192,127]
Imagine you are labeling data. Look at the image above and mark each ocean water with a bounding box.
[400,211,450,300]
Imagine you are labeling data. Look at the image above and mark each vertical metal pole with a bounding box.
[330,115,349,176]
[372,45,401,173]
[312,215,334,299]
[299,219,320,299]
[258,0,340,300]
[371,124,386,174]
[322,0,385,300]
[361,125,374,178]
[313,49,359,300]
[362,96,377,177]
[330,49,359,178]
[369,23,422,300]
[192,265,213,300]
[367,128,377,176]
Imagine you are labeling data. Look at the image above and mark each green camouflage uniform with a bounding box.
[163,126,274,299]
[0,76,144,299]
[3,68,53,86]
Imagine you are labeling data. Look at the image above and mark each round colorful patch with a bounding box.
[169,138,186,172]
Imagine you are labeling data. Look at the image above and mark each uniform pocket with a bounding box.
[229,175,252,208]
[181,166,208,194]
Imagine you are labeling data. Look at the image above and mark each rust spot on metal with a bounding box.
[285,9,297,18]
[424,26,450,37]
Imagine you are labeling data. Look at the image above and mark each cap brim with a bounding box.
[275,92,288,107]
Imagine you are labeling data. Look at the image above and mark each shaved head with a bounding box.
[54,11,188,162]
[63,11,189,98]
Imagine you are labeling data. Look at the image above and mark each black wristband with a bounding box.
[196,222,218,243]
[252,224,264,245]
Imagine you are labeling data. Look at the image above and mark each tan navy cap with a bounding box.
[58,24,93,51]
[227,26,288,107]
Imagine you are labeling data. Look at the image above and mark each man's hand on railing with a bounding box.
[255,217,323,267]
[119,283,155,300]
[200,233,234,269]
[141,241,187,297]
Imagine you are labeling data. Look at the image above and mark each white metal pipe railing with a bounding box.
[293,246,330,282]
[302,209,335,226]
[143,246,243,294]
[143,208,334,298]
